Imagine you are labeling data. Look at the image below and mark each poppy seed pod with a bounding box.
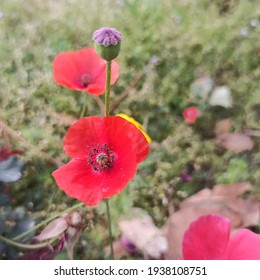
[93,27,122,61]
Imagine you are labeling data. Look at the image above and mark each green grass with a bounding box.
[0,0,259,259]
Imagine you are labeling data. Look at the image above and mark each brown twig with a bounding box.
[0,117,63,167]
[110,72,144,112]
[0,120,11,146]
[92,96,105,116]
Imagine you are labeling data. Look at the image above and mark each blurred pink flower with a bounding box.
[182,214,260,260]
[52,48,119,95]
[180,171,192,182]
[21,236,65,260]
[120,235,137,256]
[182,106,200,125]
[27,210,86,260]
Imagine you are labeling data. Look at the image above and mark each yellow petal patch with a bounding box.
[117,113,152,143]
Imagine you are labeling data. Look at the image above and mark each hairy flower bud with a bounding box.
[93,27,122,61]
[67,210,84,227]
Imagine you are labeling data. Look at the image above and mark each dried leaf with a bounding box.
[180,182,256,228]
[209,86,233,108]
[119,212,168,259]
[35,217,68,241]
[211,182,251,197]
[190,76,214,101]
[164,182,260,259]
[214,118,232,136]
[216,133,254,153]
[239,197,260,227]
[0,156,24,183]
[245,130,260,137]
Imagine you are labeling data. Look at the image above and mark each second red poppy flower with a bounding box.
[53,48,119,95]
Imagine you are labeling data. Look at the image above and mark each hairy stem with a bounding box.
[105,199,114,259]
[0,235,57,250]
[80,94,88,118]
[104,60,114,259]
[105,61,112,117]
[13,202,84,241]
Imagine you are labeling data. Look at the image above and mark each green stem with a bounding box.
[80,94,88,118]
[0,235,57,250]
[13,202,84,241]
[105,61,112,117]
[105,199,114,260]
[104,60,114,259]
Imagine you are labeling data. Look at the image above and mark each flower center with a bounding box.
[80,74,91,87]
[88,144,114,171]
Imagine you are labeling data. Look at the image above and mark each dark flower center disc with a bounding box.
[88,144,114,171]
[80,74,91,87]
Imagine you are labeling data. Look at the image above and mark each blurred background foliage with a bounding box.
[0,0,259,259]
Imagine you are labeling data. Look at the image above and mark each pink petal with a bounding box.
[35,218,68,241]
[52,48,119,95]
[182,107,200,125]
[226,229,260,260]
[182,214,230,259]
[66,227,82,260]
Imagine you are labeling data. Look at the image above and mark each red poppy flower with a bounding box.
[52,48,119,95]
[182,214,260,260]
[52,116,149,206]
[182,106,200,125]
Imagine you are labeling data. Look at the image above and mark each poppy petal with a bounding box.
[52,159,104,206]
[64,116,149,162]
[117,113,152,143]
[53,51,81,90]
[182,214,230,260]
[98,134,137,198]
[182,106,200,125]
[84,84,107,95]
[53,137,137,206]
[64,116,105,158]
[53,48,119,95]
[90,60,119,95]
[226,229,260,260]
[73,48,106,78]
[104,116,149,163]
[72,48,106,95]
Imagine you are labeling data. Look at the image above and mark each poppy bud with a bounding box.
[92,27,122,61]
